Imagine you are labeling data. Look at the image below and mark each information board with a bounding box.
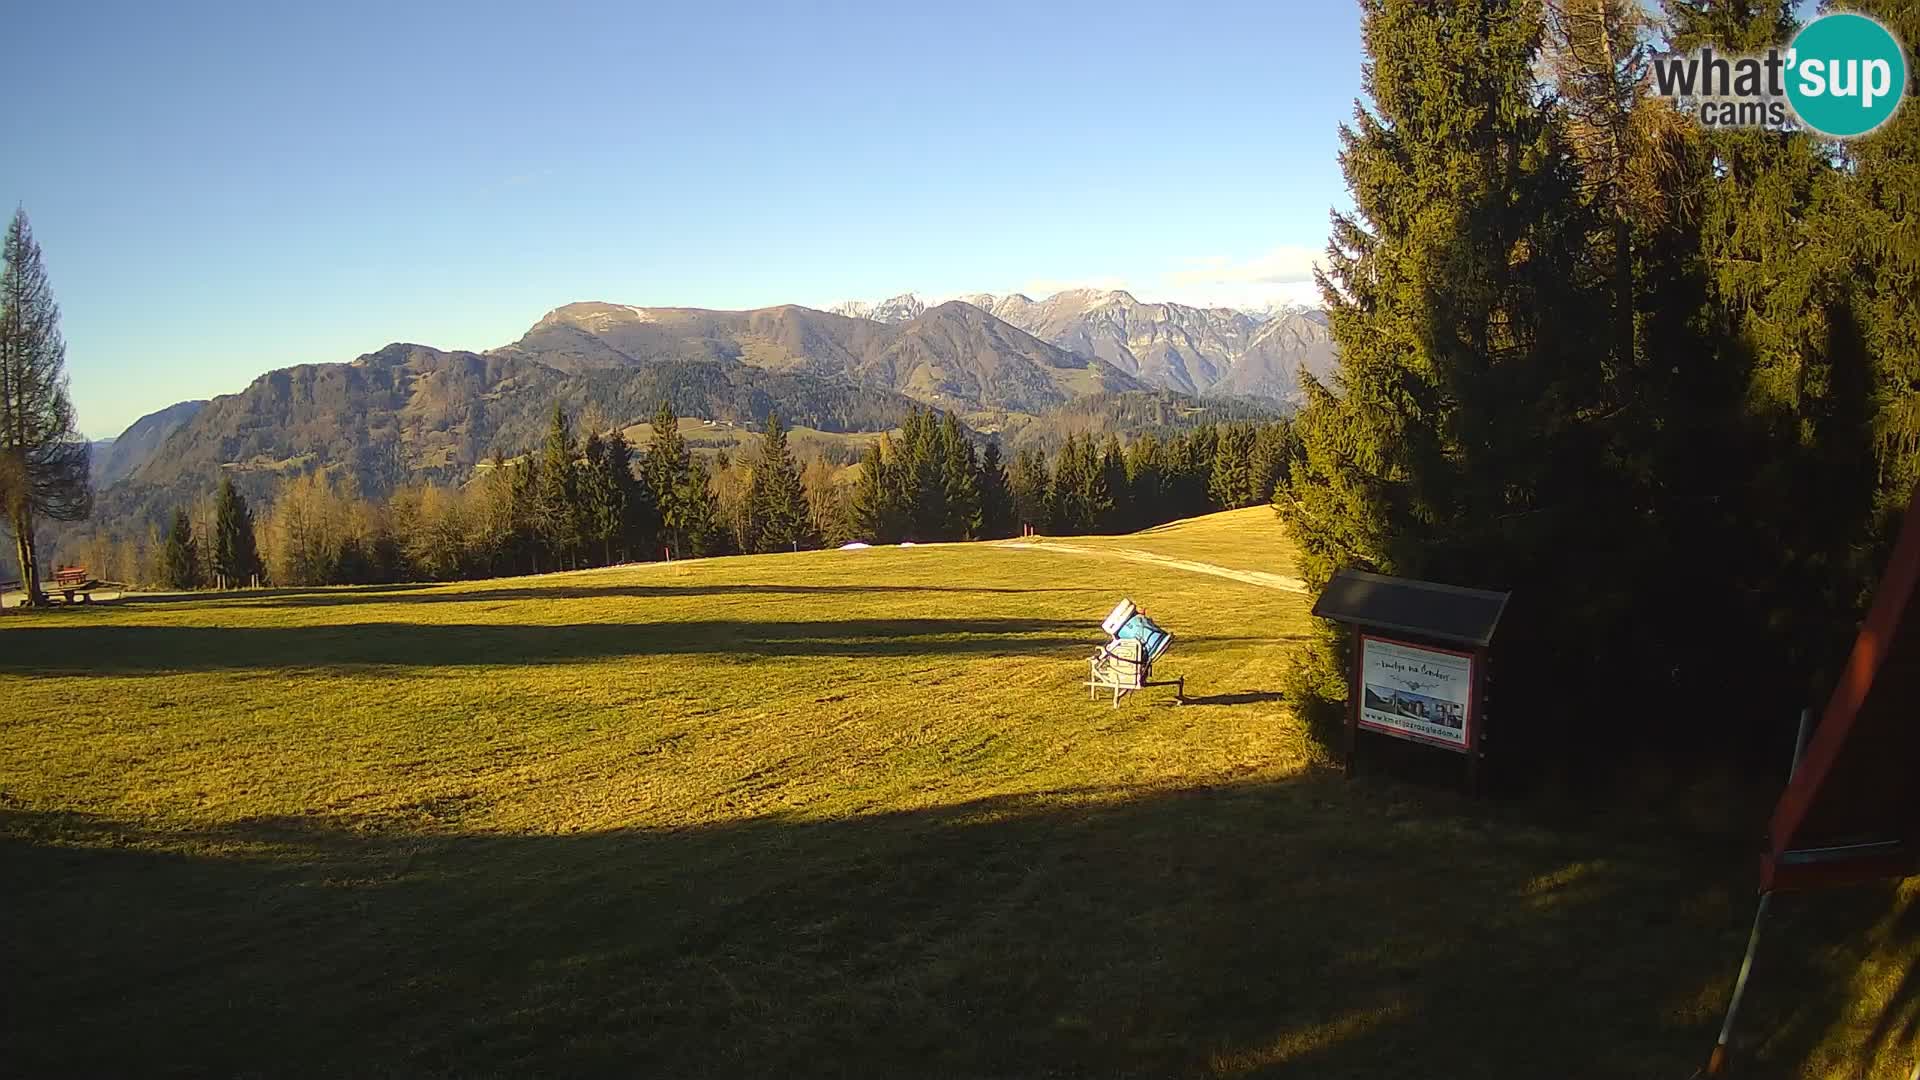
[1357,634,1475,752]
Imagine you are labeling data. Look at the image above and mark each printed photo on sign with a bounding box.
[1359,636,1473,750]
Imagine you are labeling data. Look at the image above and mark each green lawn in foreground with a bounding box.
[1,509,1912,1077]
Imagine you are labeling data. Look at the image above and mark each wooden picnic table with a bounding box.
[51,566,102,604]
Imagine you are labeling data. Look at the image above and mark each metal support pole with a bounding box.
[1704,707,1814,1077]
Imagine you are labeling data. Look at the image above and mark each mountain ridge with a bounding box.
[73,291,1298,551]
[831,289,1336,405]
[495,298,1144,413]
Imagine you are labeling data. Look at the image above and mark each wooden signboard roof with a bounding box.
[1761,484,1920,892]
[1311,569,1511,648]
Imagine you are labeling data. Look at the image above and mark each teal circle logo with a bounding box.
[1786,13,1908,138]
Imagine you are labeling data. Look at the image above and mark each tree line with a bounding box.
[847,406,1293,543]
[113,401,723,588]
[74,401,1295,589]
[1276,0,1919,779]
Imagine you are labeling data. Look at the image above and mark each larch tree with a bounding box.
[851,438,907,544]
[0,210,90,603]
[799,456,849,546]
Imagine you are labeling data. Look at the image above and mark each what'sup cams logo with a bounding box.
[1652,12,1908,138]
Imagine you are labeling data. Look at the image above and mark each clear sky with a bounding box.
[6,1,1363,437]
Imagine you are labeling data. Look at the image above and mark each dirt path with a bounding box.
[995,541,1308,595]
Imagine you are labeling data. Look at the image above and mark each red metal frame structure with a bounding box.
[1760,483,1920,892]
[1705,485,1920,1075]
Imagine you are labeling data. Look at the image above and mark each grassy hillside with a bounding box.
[621,416,889,465]
[1,511,1912,1076]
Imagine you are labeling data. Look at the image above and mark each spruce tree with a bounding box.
[645,401,702,558]
[851,438,907,544]
[897,407,946,541]
[533,406,582,568]
[211,474,263,588]
[1666,0,1879,716]
[1079,436,1114,532]
[604,430,653,561]
[1250,422,1297,509]
[1171,426,1218,518]
[162,508,199,590]
[580,430,624,566]
[509,453,542,573]
[1098,434,1131,532]
[0,210,91,604]
[681,457,723,556]
[937,412,981,540]
[1009,447,1051,534]
[1835,0,1920,529]
[1046,435,1084,533]
[1208,424,1256,510]
[747,412,812,552]
[1048,435,1112,534]
[1126,433,1167,523]
[1278,0,1617,747]
[976,441,1014,540]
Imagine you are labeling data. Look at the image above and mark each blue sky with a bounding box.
[7,1,1363,437]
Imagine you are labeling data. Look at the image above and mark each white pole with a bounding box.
[1706,706,1814,1076]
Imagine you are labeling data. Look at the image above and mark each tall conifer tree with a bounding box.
[1278,0,1617,747]
[937,412,981,540]
[976,441,1014,540]
[0,210,90,603]
[645,401,708,558]
[211,474,262,587]
[535,405,582,568]
[162,508,198,590]
[747,412,812,552]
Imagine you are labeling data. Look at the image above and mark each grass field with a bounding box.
[2,508,1913,1077]
[623,417,889,463]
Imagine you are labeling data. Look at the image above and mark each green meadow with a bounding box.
[2,509,1912,1077]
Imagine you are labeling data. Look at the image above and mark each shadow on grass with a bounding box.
[102,581,1088,610]
[3,780,1907,1078]
[1181,691,1288,707]
[0,617,1095,674]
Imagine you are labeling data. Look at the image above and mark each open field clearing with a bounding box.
[2,510,1913,1077]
